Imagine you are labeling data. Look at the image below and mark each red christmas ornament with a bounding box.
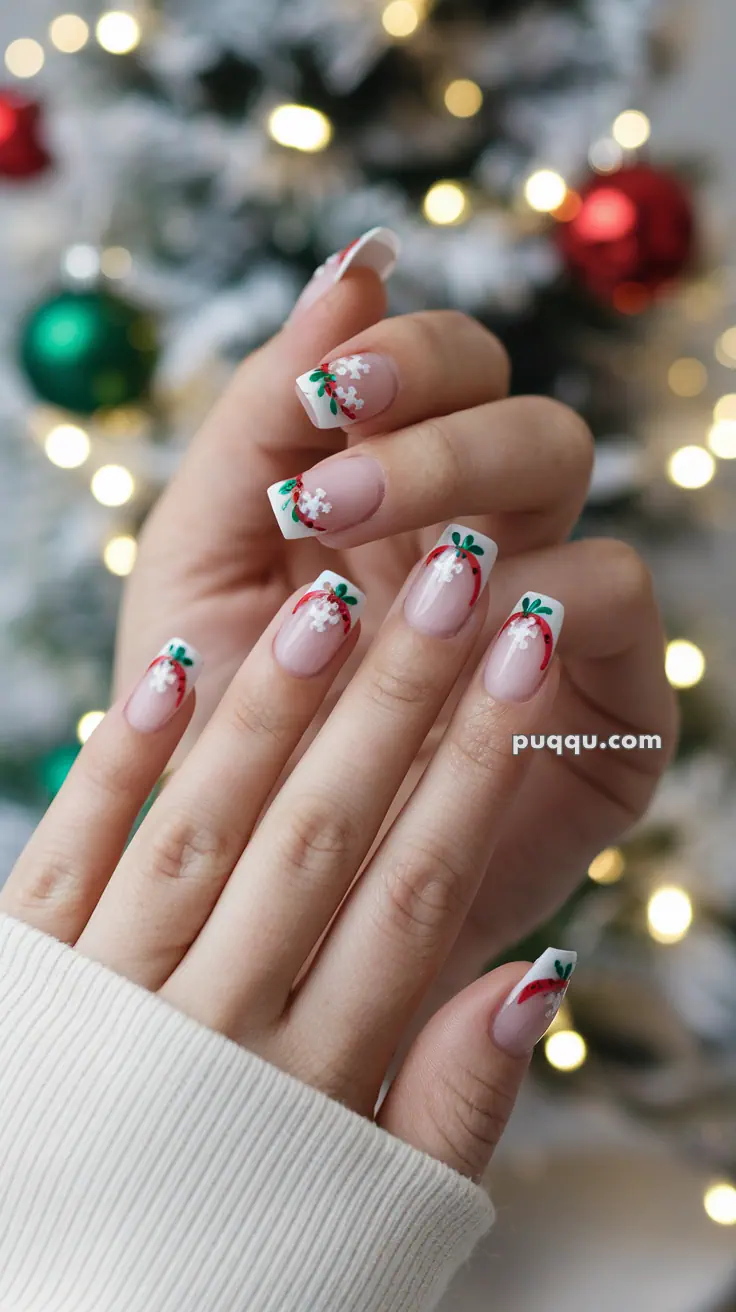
[0,90,51,179]
[557,164,694,307]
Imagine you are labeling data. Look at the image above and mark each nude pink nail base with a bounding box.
[403,524,498,638]
[296,353,398,431]
[492,948,577,1058]
[124,638,203,734]
[267,456,385,540]
[274,569,366,678]
[290,226,400,319]
[484,592,564,703]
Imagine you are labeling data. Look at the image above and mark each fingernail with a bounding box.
[492,948,577,1058]
[484,592,564,703]
[403,524,498,638]
[124,638,203,734]
[296,353,398,431]
[274,569,366,677]
[290,226,400,319]
[267,456,385,540]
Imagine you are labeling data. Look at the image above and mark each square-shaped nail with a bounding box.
[267,456,385,540]
[274,570,366,677]
[296,353,398,431]
[124,638,203,734]
[403,524,498,638]
[484,592,564,702]
[492,948,577,1057]
[290,226,400,319]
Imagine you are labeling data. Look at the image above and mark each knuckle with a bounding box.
[146,807,232,884]
[374,845,471,955]
[228,687,294,746]
[8,852,87,923]
[518,396,595,483]
[411,417,463,502]
[363,649,441,715]
[425,1064,513,1176]
[447,707,516,783]
[589,538,655,615]
[278,794,356,883]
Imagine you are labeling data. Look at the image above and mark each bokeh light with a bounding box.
[103,533,137,576]
[666,445,715,489]
[588,847,625,884]
[667,357,707,397]
[381,0,421,37]
[423,181,468,225]
[44,423,90,469]
[444,79,483,117]
[95,11,141,55]
[544,1030,587,1071]
[267,104,332,152]
[612,110,651,149]
[707,420,736,459]
[5,39,45,78]
[91,464,135,506]
[77,710,105,743]
[665,639,705,689]
[647,885,693,944]
[524,169,567,213]
[49,15,90,53]
[704,1182,736,1226]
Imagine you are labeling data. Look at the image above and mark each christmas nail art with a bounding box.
[296,353,398,431]
[492,948,577,1058]
[124,638,203,734]
[267,456,385,540]
[274,570,366,677]
[290,227,400,319]
[484,592,564,702]
[403,524,498,638]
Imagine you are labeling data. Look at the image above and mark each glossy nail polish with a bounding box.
[124,638,203,734]
[274,570,366,677]
[296,353,398,430]
[403,524,498,638]
[290,227,400,319]
[492,948,577,1057]
[484,592,564,702]
[267,457,385,540]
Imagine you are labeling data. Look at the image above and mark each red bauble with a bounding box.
[557,164,695,305]
[0,90,51,179]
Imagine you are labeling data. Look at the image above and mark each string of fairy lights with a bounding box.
[3,2,736,1228]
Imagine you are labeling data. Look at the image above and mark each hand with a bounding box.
[6,570,579,1179]
[115,229,677,995]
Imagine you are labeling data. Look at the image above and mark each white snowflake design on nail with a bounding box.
[149,660,178,694]
[432,554,464,585]
[506,615,540,650]
[307,598,342,633]
[298,486,332,520]
[333,354,371,380]
[335,385,364,410]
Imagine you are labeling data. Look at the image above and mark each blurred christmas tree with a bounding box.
[0,0,734,1233]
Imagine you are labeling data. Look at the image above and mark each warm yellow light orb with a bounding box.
[612,110,651,150]
[95,11,141,55]
[544,1030,587,1072]
[103,534,138,576]
[704,1182,736,1226]
[44,424,90,469]
[423,181,468,225]
[647,885,693,944]
[91,465,135,507]
[707,420,736,459]
[77,710,105,743]
[665,638,705,689]
[444,79,483,118]
[381,0,420,38]
[101,246,132,279]
[5,39,45,78]
[666,445,715,489]
[50,14,90,53]
[588,847,625,884]
[715,327,736,368]
[667,357,707,397]
[267,104,332,152]
[524,169,567,213]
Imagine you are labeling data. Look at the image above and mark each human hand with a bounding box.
[6,564,579,1178]
[115,226,677,995]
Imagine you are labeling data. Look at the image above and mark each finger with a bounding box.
[0,639,200,943]
[378,950,576,1178]
[76,571,364,985]
[268,396,592,556]
[163,525,498,1032]
[289,604,561,1091]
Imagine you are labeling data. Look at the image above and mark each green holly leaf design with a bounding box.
[468,545,484,556]
[309,371,325,382]
[334,583,347,598]
[537,605,553,615]
[554,959,565,979]
[279,479,297,494]
[317,384,326,396]
[292,506,300,522]
[330,397,338,415]
[344,595,358,605]
[451,531,461,547]
[522,596,544,614]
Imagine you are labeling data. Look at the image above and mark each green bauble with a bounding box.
[19,287,158,414]
[38,743,80,799]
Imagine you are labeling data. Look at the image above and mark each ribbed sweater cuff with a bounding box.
[0,915,494,1311]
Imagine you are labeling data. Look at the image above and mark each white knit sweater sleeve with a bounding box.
[0,915,493,1312]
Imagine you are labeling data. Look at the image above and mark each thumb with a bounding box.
[378,949,577,1180]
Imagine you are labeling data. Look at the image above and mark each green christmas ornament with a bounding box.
[38,743,80,799]
[19,287,158,415]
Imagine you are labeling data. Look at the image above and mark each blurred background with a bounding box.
[0,1,734,1307]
